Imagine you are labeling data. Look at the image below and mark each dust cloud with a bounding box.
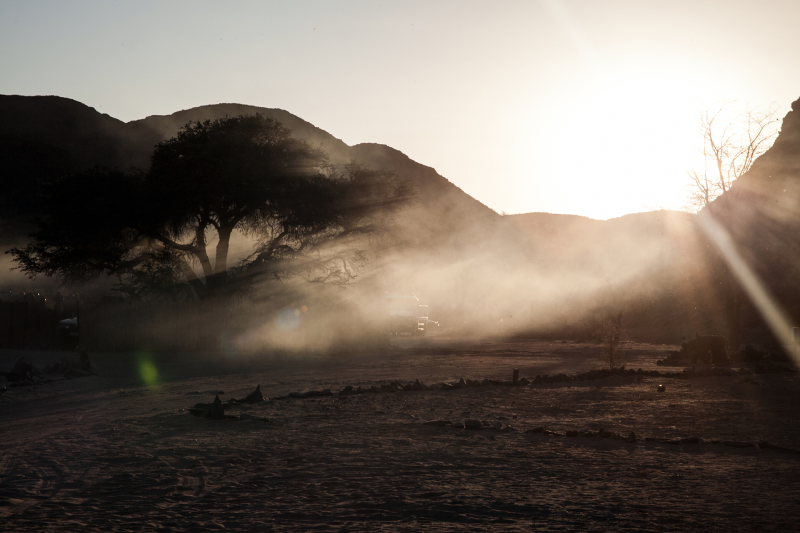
[70,197,720,355]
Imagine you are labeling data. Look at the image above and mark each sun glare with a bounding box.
[530,71,707,219]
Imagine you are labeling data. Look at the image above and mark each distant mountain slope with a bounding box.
[0,95,129,169]
[505,210,697,252]
[0,95,510,297]
[0,95,500,244]
[504,210,700,285]
[123,104,354,169]
[7,93,797,346]
[130,106,499,234]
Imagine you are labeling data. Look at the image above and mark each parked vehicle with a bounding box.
[385,293,428,336]
[57,317,78,349]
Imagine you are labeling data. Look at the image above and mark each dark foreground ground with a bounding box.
[1,336,800,531]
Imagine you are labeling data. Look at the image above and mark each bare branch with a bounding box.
[686,102,780,212]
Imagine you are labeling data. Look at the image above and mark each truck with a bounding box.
[385,293,428,336]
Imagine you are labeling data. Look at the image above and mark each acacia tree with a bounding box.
[686,103,779,351]
[10,115,411,299]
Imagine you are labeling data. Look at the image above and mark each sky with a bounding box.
[2,0,800,220]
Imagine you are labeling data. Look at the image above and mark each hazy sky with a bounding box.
[2,0,799,219]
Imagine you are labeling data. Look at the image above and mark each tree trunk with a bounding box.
[212,226,233,289]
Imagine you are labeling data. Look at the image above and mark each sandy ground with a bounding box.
[2,336,800,532]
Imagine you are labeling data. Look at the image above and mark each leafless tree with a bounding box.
[685,103,780,352]
[686,102,780,212]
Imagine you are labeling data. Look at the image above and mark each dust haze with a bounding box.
[73,197,711,354]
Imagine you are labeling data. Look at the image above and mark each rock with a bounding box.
[1,357,34,383]
[723,441,756,448]
[438,382,454,390]
[625,431,636,443]
[413,379,429,391]
[680,437,701,444]
[339,385,354,395]
[208,395,225,420]
[422,420,452,427]
[493,421,503,431]
[565,430,580,438]
[189,399,216,416]
[759,442,800,454]
[298,389,333,398]
[525,427,545,434]
[79,351,94,373]
[464,419,483,430]
[243,385,265,404]
[657,384,666,392]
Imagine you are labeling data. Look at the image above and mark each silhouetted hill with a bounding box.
[123,104,354,169]
[4,93,799,345]
[0,95,506,295]
[504,210,703,308]
[708,96,800,330]
[0,95,129,169]
[349,143,498,237]
[131,107,499,239]
[0,95,500,245]
[505,210,697,263]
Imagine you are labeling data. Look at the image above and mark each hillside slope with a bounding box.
[6,94,798,345]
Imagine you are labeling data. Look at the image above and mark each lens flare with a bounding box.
[137,353,159,386]
[275,307,302,331]
[696,210,797,361]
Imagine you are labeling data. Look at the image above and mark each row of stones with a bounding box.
[274,366,763,400]
[419,421,800,454]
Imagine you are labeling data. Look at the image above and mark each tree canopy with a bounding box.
[10,114,411,299]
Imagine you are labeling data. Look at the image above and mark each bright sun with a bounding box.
[517,67,716,220]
